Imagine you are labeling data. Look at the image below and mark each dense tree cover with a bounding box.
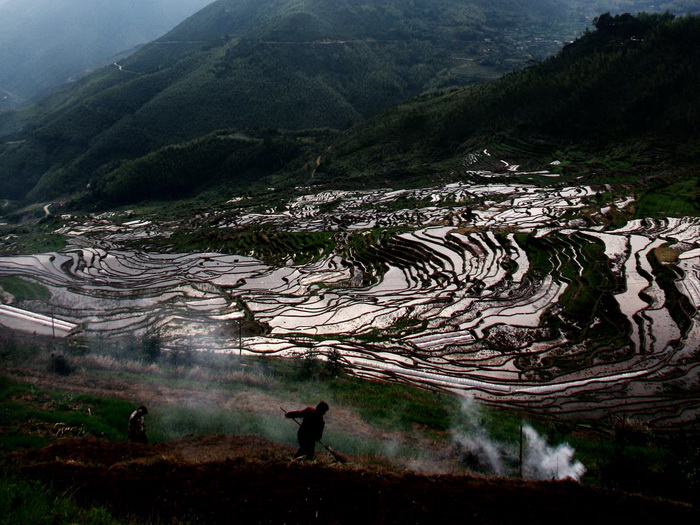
[0,3,698,204]
[315,13,700,184]
[3,0,688,202]
[89,130,303,205]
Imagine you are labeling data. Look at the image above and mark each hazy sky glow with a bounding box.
[0,0,213,99]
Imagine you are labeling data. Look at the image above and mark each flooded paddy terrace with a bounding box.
[2,172,699,427]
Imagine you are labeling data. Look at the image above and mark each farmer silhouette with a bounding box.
[285,401,329,460]
[127,405,149,444]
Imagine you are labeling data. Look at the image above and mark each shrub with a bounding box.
[47,353,72,376]
[297,349,320,381]
[141,335,161,363]
[323,349,345,378]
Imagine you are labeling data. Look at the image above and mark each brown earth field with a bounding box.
[7,435,700,525]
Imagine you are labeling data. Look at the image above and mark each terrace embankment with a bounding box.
[3,180,700,429]
[9,435,700,525]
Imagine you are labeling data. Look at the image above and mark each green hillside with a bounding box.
[0,0,670,202]
[0,2,698,205]
[84,12,700,206]
[313,12,700,188]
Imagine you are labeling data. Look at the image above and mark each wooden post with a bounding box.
[519,423,524,479]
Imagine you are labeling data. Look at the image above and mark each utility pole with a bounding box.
[229,311,245,356]
[519,423,524,479]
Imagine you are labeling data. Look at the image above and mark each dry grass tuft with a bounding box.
[222,370,275,388]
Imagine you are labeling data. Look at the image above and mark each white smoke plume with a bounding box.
[451,395,507,476]
[522,424,586,481]
[451,395,586,481]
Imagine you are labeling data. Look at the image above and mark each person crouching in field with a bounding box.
[128,405,148,444]
[285,401,329,460]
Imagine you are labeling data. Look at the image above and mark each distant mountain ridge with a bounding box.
[91,12,700,206]
[0,1,698,203]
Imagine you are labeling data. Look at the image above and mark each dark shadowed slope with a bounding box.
[0,0,664,202]
[12,436,700,525]
[1,4,698,206]
[314,12,700,189]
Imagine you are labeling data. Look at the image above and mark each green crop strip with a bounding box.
[636,177,700,219]
[0,277,51,302]
[0,377,134,449]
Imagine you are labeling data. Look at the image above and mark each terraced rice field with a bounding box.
[2,172,699,427]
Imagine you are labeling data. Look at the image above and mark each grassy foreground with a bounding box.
[1,334,700,522]
[0,473,126,525]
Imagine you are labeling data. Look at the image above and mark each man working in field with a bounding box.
[127,405,149,444]
[285,401,329,460]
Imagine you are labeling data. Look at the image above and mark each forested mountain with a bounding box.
[0,0,213,105]
[0,1,697,204]
[51,13,699,207]
[312,12,700,188]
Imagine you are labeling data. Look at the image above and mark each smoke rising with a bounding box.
[522,424,586,480]
[451,395,586,481]
[451,396,507,475]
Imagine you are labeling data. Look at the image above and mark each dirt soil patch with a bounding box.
[9,436,700,525]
